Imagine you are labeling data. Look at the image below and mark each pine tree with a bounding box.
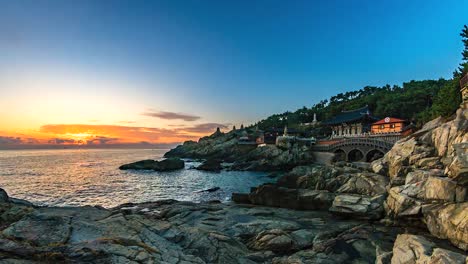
[458,25,468,75]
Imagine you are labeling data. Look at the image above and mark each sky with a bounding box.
[0,0,467,148]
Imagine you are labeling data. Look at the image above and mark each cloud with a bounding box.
[38,124,197,144]
[0,136,23,144]
[142,110,201,121]
[118,121,136,124]
[86,136,118,145]
[48,138,76,144]
[179,123,229,133]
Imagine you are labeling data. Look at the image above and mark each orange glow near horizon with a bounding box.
[0,69,231,148]
[0,122,228,148]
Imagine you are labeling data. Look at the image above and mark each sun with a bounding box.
[65,133,94,143]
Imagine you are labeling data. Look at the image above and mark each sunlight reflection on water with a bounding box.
[0,149,274,208]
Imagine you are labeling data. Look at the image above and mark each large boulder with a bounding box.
[423,176,467,202]
[447,143,468,185]
[196,159,222,172]
[335,172,389,196]
[119,158,184,171]
[249,185,299,209]
[423,202,468,251]
[329,194,385,220]
[391,234,466,264]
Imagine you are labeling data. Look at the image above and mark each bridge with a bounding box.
[311,135,401,162]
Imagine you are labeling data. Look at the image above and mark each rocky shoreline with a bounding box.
[0,107,466,263]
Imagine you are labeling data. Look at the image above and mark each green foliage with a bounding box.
[431,78,461,118]
[457,25,468,75]
[255,79,448,130]
[431,25,466,118]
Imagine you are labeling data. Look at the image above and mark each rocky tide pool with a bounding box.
[0,149,274,208]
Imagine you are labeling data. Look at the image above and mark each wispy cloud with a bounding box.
[0,136,23,144]
[142,110,201,121]
[118,121,136,124]
[178,123,228,133]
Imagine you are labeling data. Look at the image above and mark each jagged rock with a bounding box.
[423,176,466,202]
[248,229,315,253]
[329,194,385,220]
[405,170,431,185]
[385,183,424,218]
[447,143,468,185]
[119,158,184,171]
[390,234,466,264]
[335,172,389,196]
[371,159,387,175]
[249,229,295,252]
[416,157,442,169]
[429,108,467,159]
[423,202,468,251]
[0,188,8,203]
[383,138,417,180]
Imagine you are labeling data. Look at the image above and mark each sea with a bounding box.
[0,149,275,208]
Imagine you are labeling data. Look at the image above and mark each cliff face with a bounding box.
[376,107,467,251]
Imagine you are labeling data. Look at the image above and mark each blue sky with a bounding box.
[1,0,467,134]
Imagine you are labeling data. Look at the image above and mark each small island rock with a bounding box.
[196,159,223,172]
[119,158,185,171]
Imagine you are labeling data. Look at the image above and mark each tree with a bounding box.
[431,25,466,118]
[458,25,468,75]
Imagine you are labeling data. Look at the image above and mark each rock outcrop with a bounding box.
[380,107,468,252]
[164,129,315,171]
[391,234,467,264]
[119,158,185,171]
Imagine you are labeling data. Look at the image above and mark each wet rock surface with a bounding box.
[0,191,426,264]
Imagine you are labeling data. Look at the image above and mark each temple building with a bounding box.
[371,117,408,134]
[324,105,379,137]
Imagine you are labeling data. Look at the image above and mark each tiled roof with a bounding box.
[324,105,378,125]
[372,117,407,125]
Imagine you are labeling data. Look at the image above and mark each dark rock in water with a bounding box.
[10,198,34,207]
[156,158,185,171]
[196,159,223,172]
[119,159,158,170]
[0,188,9,203]
[119,158,184,171]
[196,187,220,193]
[249,184,299,209]
[232,193,251,204]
